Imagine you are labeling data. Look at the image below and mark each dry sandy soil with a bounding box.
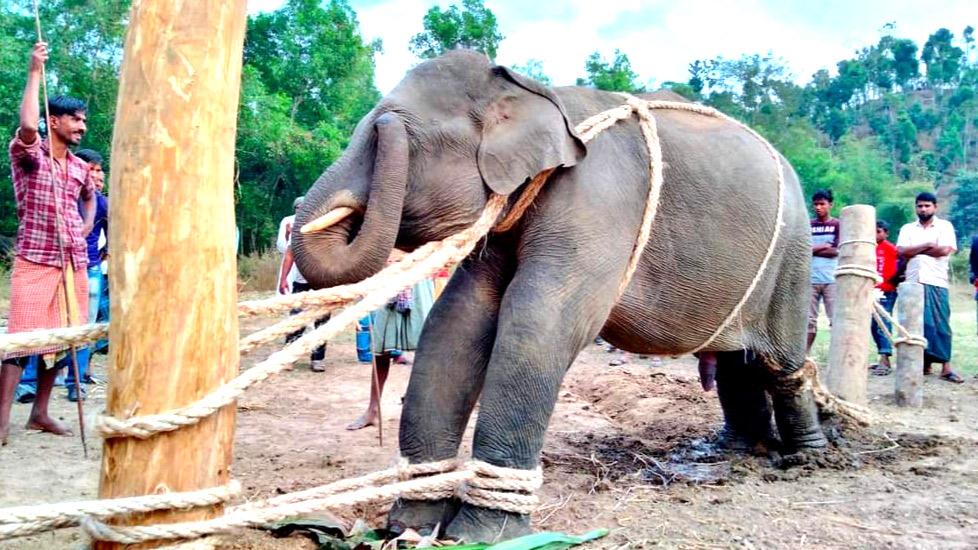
[1,302,977,549]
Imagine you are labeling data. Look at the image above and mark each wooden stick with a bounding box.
[95,2,247,548]
[894,282,924,406]
[826,205,876,404]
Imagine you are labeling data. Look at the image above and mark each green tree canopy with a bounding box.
[236,0,380,253]
[409,0,503,61]
[576,49,644,93]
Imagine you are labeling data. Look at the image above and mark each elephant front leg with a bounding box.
[392,244,513,535]
[445,265,617,543]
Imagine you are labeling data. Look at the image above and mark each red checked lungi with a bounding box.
[4,256,88,360]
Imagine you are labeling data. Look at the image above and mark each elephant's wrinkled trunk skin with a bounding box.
[292,113,408,288]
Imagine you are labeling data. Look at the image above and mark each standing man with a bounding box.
[275,196,303,295]
[969,234,977,372]
[279,196,329,372]
[807,189,840,352]
[1,42,95,444]
[61,148,108,401]
[896,192,962,383]
[871,220,899,374]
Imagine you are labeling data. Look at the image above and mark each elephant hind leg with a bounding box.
[760,354,828,452]
[714,350,778,453]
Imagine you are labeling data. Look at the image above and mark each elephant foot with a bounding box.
[388,498,461,537]
[444,504,532,544]
[771,391,828,453]
[716,424,778,455]
[714,350,777,455]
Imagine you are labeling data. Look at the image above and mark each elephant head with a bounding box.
[291,50,586,288]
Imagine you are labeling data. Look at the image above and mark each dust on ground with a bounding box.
[2,297,976,549]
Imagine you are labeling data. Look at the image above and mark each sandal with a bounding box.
[870,364,892,376]
[939,372,964,384]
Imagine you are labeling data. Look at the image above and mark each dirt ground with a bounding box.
[2,303,977,549]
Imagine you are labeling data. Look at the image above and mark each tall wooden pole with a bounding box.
[894,282,925,407]
[826,205,876,405]
[96,2,246,548]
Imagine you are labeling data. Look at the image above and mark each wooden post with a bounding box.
[894,282,925,407]
[826,205,876,404]
[96,2,247,548]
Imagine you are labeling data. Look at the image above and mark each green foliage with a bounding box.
[0,0,379,255]
[510,59,551,85]
[951,171,978,242]
[409,0,503,61]
[922,28,964,85]
[0,0,129,238]
[576,49,644,93]
[237,0,380,252]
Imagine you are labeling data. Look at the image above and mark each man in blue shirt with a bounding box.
[64,148,108,400]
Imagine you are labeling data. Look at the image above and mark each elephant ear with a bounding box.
[477,66,587,196]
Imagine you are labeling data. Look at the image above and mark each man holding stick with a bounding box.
[0,42,95,444]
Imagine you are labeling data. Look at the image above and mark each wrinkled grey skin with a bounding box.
[292,50,826,543]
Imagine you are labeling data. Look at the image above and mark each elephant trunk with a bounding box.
[292,112,408,288]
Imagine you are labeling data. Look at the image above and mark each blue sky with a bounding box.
[247,0,976,94]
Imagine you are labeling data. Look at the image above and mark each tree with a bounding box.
[510,59,551,85]
[409,0,503,61]
[238,0,380,253]
[576,49,644,93]
[951,171,978,241]
[921,28,964,86]
[890,38,920,89]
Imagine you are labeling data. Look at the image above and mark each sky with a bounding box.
[246,0,977,94]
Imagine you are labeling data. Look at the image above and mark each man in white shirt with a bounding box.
[275,196,303,295]
[278,196,329,372]
[896,192,962,383]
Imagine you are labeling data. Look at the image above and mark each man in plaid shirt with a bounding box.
[0,42,96,444]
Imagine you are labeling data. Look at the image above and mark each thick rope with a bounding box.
[0,482,240,538]
[80,472,472,544]
[96,195,508,439]
[457,461,543,515]
[834,264,883,283]
[873,302,927,348]
[0,322,108,357]
[834,262,927,348]
[765,358,873,426]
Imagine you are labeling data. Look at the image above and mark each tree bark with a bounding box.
[826,205,876,405]
[894,282,925,407]
[95,1,247,548]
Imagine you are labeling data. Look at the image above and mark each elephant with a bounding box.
[292,50,827,543]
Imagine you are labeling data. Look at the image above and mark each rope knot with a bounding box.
[456,460,543,515]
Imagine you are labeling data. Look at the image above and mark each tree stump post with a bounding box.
[894,282,925,407]
[95,2,247,548]
[826,205,876,404]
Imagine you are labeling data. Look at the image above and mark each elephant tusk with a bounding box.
[300,207,355,234]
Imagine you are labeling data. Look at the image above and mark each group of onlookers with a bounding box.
[807,189,968,383]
